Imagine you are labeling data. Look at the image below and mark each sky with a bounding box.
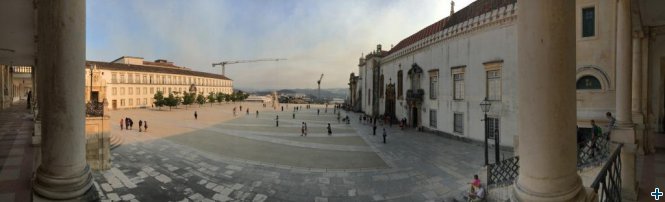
[86,0,474,90]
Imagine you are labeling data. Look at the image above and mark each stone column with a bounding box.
[513,0,585,201]
[613,0,638,200]
[615,0,633,127]
[33,0,93,200]
[631,35,642,115]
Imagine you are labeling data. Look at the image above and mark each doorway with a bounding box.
[112,100,117,110]
[412,107,418,127]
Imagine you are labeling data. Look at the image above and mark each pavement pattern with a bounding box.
[92,103,499,202]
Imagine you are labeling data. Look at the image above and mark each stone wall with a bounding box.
[85,116,111,170]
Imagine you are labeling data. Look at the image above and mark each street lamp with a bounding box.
[480,97,491,165]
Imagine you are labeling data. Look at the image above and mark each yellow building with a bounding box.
[86,56,233,110]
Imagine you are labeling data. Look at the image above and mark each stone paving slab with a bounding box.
[93,103,495,201]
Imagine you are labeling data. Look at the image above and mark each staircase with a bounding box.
[109,133,124,150]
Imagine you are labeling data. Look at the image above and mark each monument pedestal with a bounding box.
[85,116,111,170]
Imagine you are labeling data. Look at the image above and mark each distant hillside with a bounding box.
[244,88,347,99]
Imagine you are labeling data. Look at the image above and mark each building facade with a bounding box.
[86,56,233,110]
[355,0,519,147]
[352,0,665,151]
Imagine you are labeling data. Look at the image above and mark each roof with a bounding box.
[386,0,517,56]
[86,61,232,80]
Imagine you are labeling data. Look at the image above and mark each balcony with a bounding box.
[406,89,424,102]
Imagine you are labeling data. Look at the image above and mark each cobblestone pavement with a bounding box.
[93,103,502,202]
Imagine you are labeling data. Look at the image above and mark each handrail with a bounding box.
[590,143,623,202]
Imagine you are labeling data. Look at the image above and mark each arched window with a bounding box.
[576,75,601,89]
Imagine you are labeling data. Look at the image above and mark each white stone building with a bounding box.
[86,56,233,110]
[352,0,665,152]
[355,0,519,147]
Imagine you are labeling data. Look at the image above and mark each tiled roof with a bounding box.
[386,0,517,56]
[86,61,232,80]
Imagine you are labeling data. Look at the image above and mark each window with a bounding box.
[120,99,125,106]
[454,113,464,134]
[150,75,154,84]
[397,70,403,98]
[120,74,125,83]
[136,98,140,106]
[128,88,133,95]
[582,7,595,37]
[429,71,438,99]
[430,110,437,128]
[453,68,465,100]
[112,87,117,95]
[143,75,147,84]
[128,74,133,83]
[576,75,602,89]
[120,88,125,95]
[143,98,147,105]
[129,99,133,106]
[379,75,384,98]
[111,73,117,83]
[487,70,501,100]
[143,87,147,95]
[487,118,500,140]
[150,87,154,94]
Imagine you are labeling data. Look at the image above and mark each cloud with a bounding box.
[87,0,474,89]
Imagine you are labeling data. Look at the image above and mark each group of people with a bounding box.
[577,112,616,157]
[465,175,485,201]
[120,117,147,132]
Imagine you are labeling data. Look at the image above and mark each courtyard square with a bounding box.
[92,102,502,201]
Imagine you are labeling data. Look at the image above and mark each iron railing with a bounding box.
[85,101,105,117]
[487,156,519,187]
[577,132,611,169]
[590,143,623,202]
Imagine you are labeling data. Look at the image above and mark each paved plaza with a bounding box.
[93,102,499,202]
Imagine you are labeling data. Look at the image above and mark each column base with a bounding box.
[512,176,586,202]
[33,182,99,202]
[33,165,94,200]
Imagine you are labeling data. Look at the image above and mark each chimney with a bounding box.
[450,0,455,16]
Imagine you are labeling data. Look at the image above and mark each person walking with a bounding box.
[144,121,148,132]
[293,113,295,119]
[382,128,387,144]
[139,120,143,132]
[240,105,242,111]
[327,123,332,136]
[125,118,129,130]
[276,115,279,127]
[373,125,377,136]
[129,119,134,130]
[26,90,32,109]
[256,110,259,118]
[120,119,124,130]
[194,111,198,120]
[301,122,305,136]
[606,112,616,130]
[317,109,320,115]
[246,109,249,115]
[304,123,308,136]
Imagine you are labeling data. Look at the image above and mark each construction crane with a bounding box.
[212,58,287,76]
[317,74,324,100]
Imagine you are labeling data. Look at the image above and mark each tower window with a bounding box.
[582,7,595,37]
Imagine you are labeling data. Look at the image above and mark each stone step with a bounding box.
[110,133,124,150]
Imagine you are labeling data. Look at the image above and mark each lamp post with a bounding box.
[89,64,95,103]
[480,97,491,165]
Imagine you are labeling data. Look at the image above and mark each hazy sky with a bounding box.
[87,0,474,89]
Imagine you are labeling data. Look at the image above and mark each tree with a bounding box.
[182,91,195,108]
[153,91,165,110]
[196,93,206,107]
[216,92,225,104]
[164,93,178,110]
[207,92,216,106]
